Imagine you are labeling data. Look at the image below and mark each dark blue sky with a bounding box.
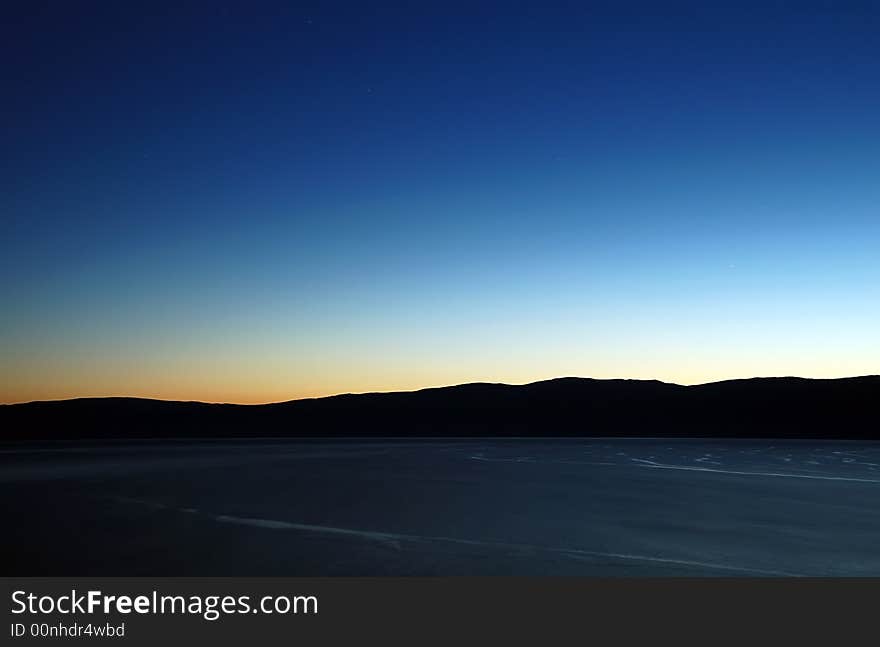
[3,2,879,402]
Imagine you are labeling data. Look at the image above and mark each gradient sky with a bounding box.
[3,2,879,403]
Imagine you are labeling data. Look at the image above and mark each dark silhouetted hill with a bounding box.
[1,376,878,441]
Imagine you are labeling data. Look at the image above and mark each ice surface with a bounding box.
[2,438,880,576]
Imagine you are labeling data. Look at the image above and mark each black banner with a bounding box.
[2,578,877,645]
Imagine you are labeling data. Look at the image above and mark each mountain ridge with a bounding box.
[2,375,878,441]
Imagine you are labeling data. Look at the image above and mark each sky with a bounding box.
[2,2,879,403]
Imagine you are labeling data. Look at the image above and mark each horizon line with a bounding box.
[4,373,878,407]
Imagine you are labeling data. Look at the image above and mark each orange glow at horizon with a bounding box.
[4,360,876,405]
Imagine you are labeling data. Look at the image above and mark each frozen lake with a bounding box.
[2,439,880,576]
